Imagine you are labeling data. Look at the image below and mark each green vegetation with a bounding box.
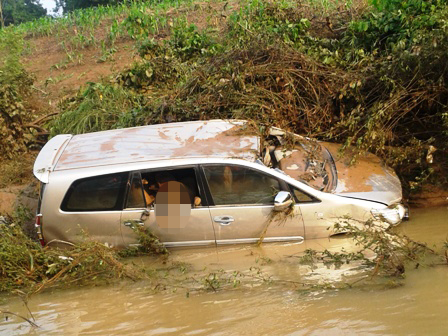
[0,29,36,159]
[13,0,193,41]
[0,0,46,27]
[55,0,123,14]
[19,0,443,193]
[0,216,168,294]
[0,0,446,189]
[299,218,440,279]
[51,82,146,134]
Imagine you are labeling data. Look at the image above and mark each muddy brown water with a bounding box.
[1,206,447,335]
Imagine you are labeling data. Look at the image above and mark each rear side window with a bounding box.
[61,172,128,212]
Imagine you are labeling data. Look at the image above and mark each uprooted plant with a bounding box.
[298,218,444,283]
[0,223,135,294]
[0,217,171,295]
[257,198,296,246]
[118,223,169,257]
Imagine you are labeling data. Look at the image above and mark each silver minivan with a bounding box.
[33,120,406,248]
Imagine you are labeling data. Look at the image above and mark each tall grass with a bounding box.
[50,82,145,134]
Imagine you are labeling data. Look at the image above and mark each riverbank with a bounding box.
[0,0,447,196]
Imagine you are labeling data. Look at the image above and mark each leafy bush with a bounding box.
[228,0,311,45]
[121,5,168,39]
[348,0,447,54]
[169,19,221,60]
[0,29,36,159]
[327,1,448,184]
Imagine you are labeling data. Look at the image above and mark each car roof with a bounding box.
[34,120,260,181]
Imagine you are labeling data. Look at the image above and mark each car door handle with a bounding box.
[213,216,234,226]
[123,220,145,227]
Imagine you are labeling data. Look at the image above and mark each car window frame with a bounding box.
[200,163,288,207]
[60,171,129,212]
[287,183,321,204]
[127,164,210,209]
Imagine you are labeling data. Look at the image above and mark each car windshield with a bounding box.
[261,130,337,192]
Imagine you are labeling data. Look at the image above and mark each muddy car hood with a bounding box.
[264,129,402,205]
[321,142,403,205]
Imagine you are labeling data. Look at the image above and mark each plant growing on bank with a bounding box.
[169,19,222,60]
[0,29,36,159]
[228,0,311,45]
[0,0,447,193]
[121,4,168,39]
[50,82,146,135]
[1,0,193,47]
[330,0,448,186]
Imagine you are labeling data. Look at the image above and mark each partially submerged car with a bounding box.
[33,120,407,248]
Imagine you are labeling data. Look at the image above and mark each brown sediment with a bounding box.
[170,124,259,158]
[158,130,171,140]
[53,122,259,171]
[100,141,116,152]
[322,142,386,193]
[184,136,195,144]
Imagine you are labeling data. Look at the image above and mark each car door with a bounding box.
[202,164,305,244]
[286,184,330,239]
[58,172,128,248]
[120,167,216,247]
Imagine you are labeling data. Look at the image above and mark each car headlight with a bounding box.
[371,204,406,226]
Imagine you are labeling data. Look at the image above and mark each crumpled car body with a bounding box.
[265,127,403,206]
[33,120,407,248]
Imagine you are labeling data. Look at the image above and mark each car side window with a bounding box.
[203,165,281,206]
[288,184,317,203]
[140,167,204,208]
[62,172,128,211]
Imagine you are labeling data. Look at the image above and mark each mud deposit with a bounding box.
[1,207,447,335]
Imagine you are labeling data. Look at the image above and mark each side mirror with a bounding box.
[274,191,293,212]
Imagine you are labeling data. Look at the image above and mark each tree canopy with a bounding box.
[0,0,47,27]
[55,0,123,14]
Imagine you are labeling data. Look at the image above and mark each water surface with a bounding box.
[1,206,447,335]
